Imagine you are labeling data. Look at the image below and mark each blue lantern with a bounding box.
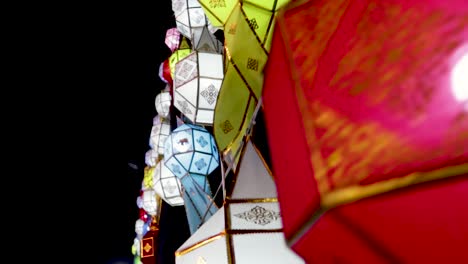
[163,124,220,234]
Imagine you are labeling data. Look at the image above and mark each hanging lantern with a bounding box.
[140,218,160,264]
[149,116,171,155]
[141,189,162,217]
[145,148,159,167]
[164,123,220,234]
[173,50,224,125]
[163,124,219,177]
[135,219,150,239]
[165,27,181,52]
[152,160,184,206]
[159,59,172,85]
[171,0,209,40]
[142,166,155,190]
[262,1,468,263]
[155,91,172,119]
[175,139,305,263]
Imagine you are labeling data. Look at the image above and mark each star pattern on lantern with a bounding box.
[234,205,280,225]
[194,158,207,170]
[197,136,208,148]
[220,120,234,134]
[200,84,218,105]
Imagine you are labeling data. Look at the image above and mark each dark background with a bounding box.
[64,1,189,263]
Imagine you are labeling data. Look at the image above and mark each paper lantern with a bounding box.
[140,218,160,264]
[164,123,220,234]
[191,25,223,54]
[172,0,209,40]
[145,148,159,167]
[165,27,181,52]
[142,166,155,190]
[152,160,184,206]
[141,189,162,217]
[262,0,468,262]
[175,139,305,264]
[155,91,172,119]
[159,59,172,84]
[135,219,150,239]
[149,116,171,155]
[164,124,219,177]
[173,50,224,125]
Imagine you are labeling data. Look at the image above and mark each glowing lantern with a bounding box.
[169,36,192,78]
[152,160,184,206]
[149,116,171,155]
[145,148,159,167]
[155,91,172,119]
[165,27,181,52]
[172,0,209,40]
[175,139,305,264]
[262,0,468,262]
[164,124,220,234]
[173,50,224,125]
[141,189,161,217]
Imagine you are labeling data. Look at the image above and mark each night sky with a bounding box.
[69,1,186,263]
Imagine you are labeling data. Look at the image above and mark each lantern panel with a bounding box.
[232,233,305,263]
[198,78,222,109]
[198,53,224,78]
[181,174,218,234]
[153,161,184,206]
[228,202,282,230]
[175,80,198,108]
[176,236,228,264]
[191,129,212,152]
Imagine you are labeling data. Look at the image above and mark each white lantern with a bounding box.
[149,116,171,155]
[173,51,224,125]
[175,139,305,264]
[163,123,219,178]
[135,219,148,239]
[142,189,161,217]
[145,148,159,167]
[172,0,208,40]
[152,160,184,206]
[155,91,172,119]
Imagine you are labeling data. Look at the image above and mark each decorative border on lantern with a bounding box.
[275,0,468,245]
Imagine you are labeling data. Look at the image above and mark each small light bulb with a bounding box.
[451,52,468,103]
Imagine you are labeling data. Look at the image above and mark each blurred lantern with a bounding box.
[135,219,150,239]
[165,27,181,52]
[145,148,159,167]
[262,0,468,263]
[141,189,162,217]
[171,0,209,40]
[175,139,305,264]
[164,124,220,234]
[140,217,160,264]
[169,36,192,78]
[155,91,172,119]
[142,166,155,190]
[152,160,185,206]
[173,50,224,125]
[149,116,171,155]
[132,237,141,257]
[159,59,172,85]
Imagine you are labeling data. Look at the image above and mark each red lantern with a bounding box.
[262,0,468,262]
[141,217,160,264]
